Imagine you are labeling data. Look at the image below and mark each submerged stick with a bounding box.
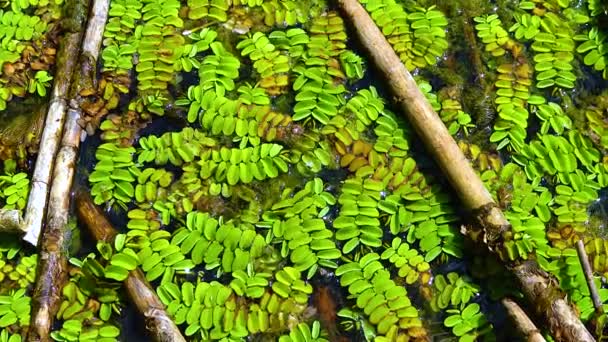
[502,298,546,342]
[21,0,89,246]
[335,1,594,341]
[75,192,187,342]
[28,0,108,340]
[576,240,603,313]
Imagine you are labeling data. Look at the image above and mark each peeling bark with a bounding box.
[22,0,90,247]
[0,210,24,234]
[28,0,108,340]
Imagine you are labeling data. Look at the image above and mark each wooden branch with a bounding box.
[502,298,546,342]
[28,0,108,340]
[75,192,187,342]
[21,0,90,246]
[0,210,23,234]
[577,240,603,313]
[335,1,595,341]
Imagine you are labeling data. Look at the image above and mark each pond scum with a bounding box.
[0,0,607,340]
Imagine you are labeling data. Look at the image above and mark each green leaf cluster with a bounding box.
[176,28,217,72]
[444,303,494,342]
[186,85,281,147]
[50,319,120,342]
[380,237,430,284]
[229,267,270,299]
[271,267,313,303]
[291,13,348,124]
[339,51,364,81]
[126,208,162,231]
[89,143,137,208]
[192,144,288,194]
[575,27,608,79]
[104,0,142,43]
[278,321,328,342]
[27,70,51,96]
[401,186,463,261]
[276,217,340,276]
[336,253,424,339]
[1,253,35,288]
[0,330,19,342]
[188,0,229,22]
[0,289,29,328]
[0,169,28,210]
[131,0,184,95]
[136,230,194,282]
[406,6,449,68]
[62,254,125,323]
[532,101,572,135]
[437,98,474,136]
[137,128,217,167]
[334,177,384,254]
[158,277,310,339]
[198,42,240,97]
[360,1,447,70]
[269,28,309,59]
[488,63,533,151]
[261,0,306,27]
[430,272,480,312]
[513,132,600,182]
[171,211,266,274]
[237,32,290,91]
[0,9,47,74]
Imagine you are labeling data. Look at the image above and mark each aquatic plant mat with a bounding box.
[0,0,608,341]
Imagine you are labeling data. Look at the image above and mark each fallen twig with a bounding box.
[76,191,187,342]
[28,0,108,340]
[335,0,594,341]
[577,240,603,313]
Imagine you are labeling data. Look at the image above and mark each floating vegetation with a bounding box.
[2,0,608,340]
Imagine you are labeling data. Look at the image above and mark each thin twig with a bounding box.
[577,239,603,313]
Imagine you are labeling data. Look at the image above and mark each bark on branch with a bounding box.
[21,0,90,246]
[335,0,595,341]
[75,192,187,342]
[502,298,546,342]
[28,0,108,340]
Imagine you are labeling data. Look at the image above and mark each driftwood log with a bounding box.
[336,0,595,341]
[21,0,90,246]
[28,0,108,340]
[76,192,187,342]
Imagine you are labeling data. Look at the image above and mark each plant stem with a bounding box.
[335,0,594,341]
[75,191,187,342]
[21,0,90,247]
[28,0,108,340]
[576,239,603,313]
[501,298,546,342]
